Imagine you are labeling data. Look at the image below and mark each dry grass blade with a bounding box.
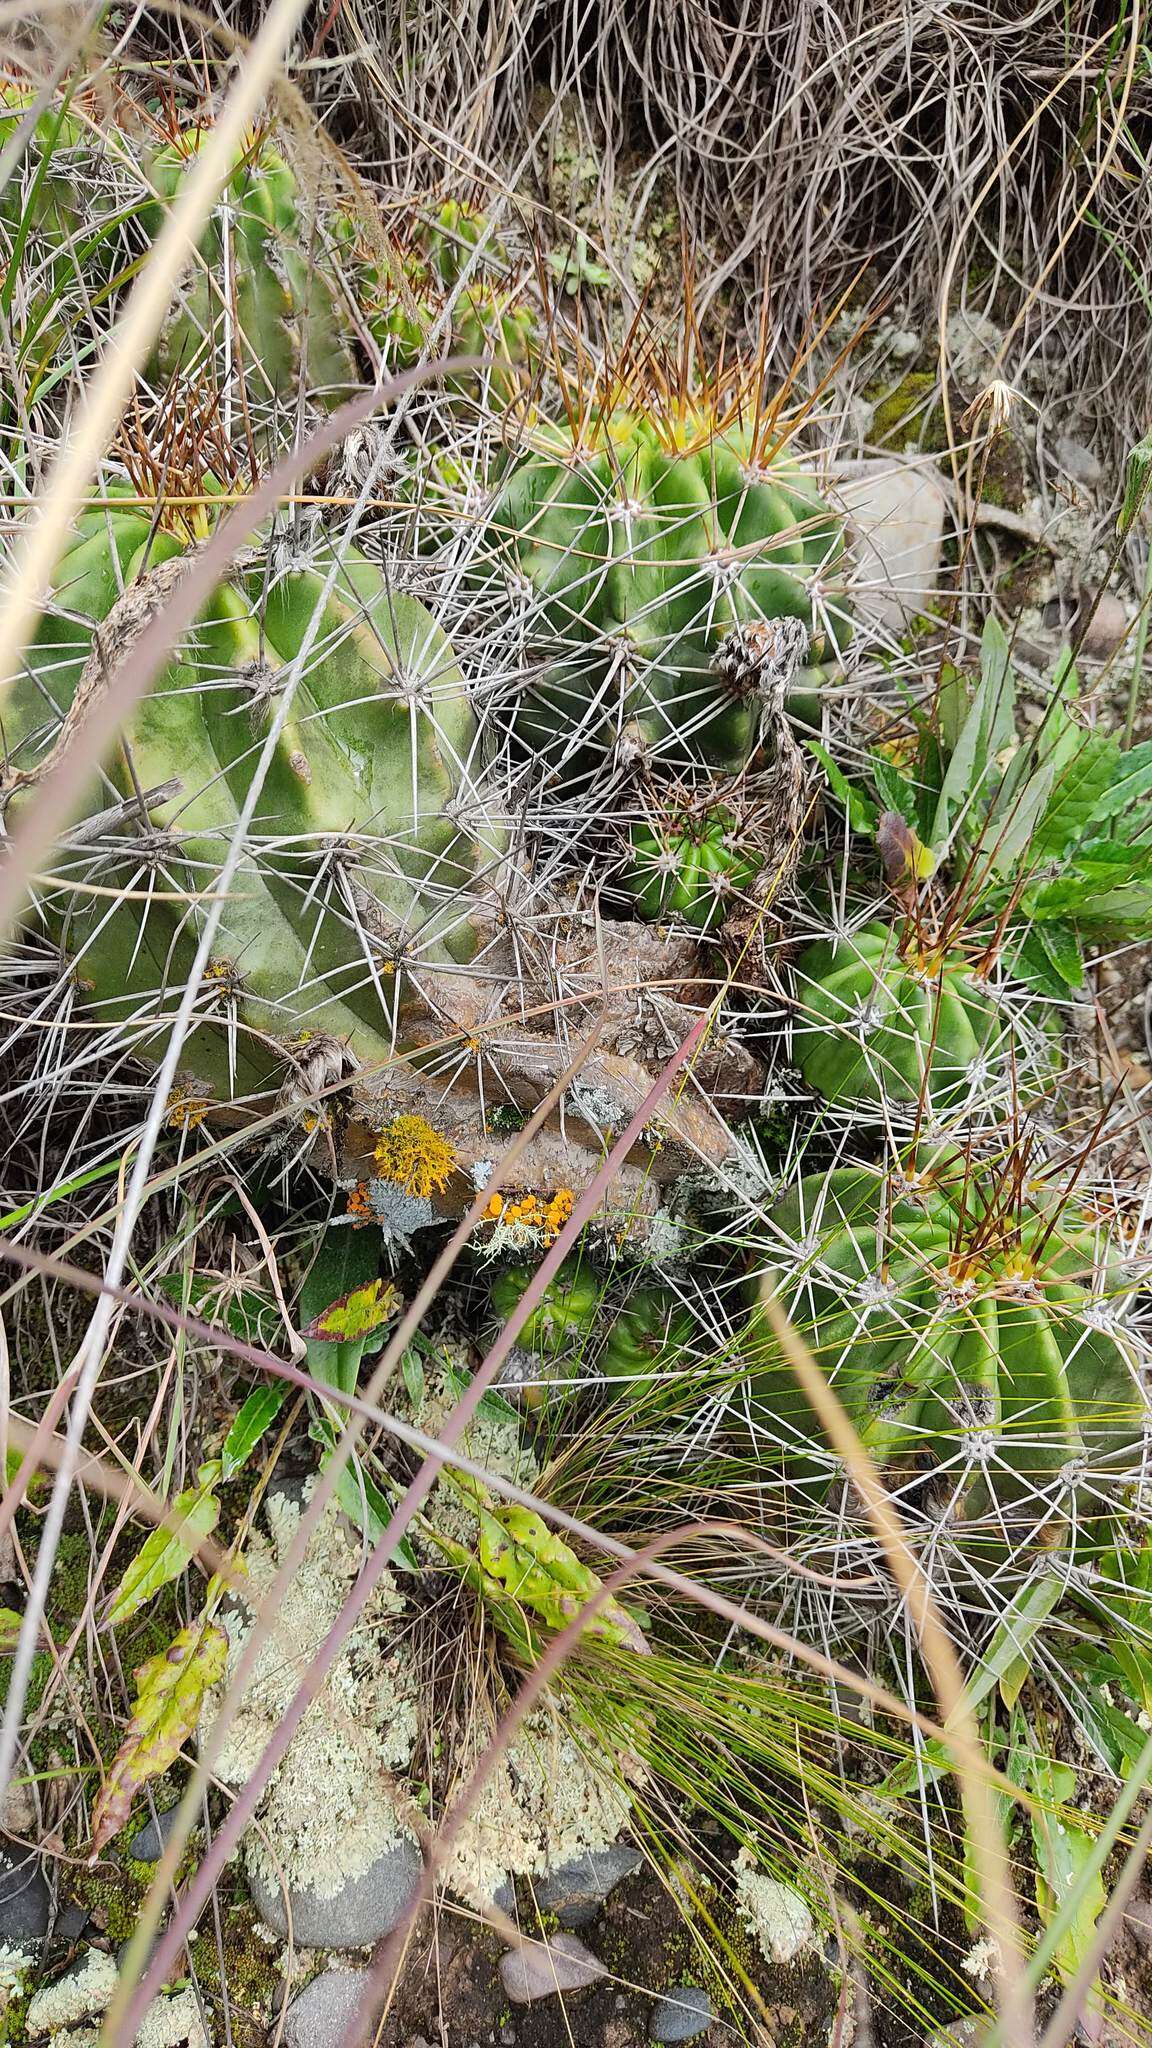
[756,1290,1031,2046]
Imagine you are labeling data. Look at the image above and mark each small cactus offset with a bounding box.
[480,398,848,780]
[621,797,764,931]
[144,125,359,413]
[790,920,1037,1114]
[4,485,505,1103]
[744,1158,1148,1561]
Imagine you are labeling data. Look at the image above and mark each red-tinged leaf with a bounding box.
[302,1277,399,1345]
[89,1620,228,1857]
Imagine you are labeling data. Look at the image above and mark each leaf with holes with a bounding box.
[90,1619,228,1856]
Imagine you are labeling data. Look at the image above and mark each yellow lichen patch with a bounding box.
[165,1088,210,1132]
[373,1113,458,1197]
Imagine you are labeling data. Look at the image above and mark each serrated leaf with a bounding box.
[302,1277,399,1345]
[1088,739,1152,827]
[869,753,921,827]
[221,1384,289,1479]
[805,741,878,836]
[1032,731,1121,856]
[1009,927,1077,999]
[107,1481,221,1627]
[1120,430,1152,534]
[89,1619,228,1855]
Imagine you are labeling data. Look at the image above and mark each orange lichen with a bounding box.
[490,1187,575,1244]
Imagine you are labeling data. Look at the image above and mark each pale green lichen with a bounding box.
[732,1850,815,1967]
[200,1488,420,1909]
[25,1948,119,2036]
[406,1359,539,1550]
[441,1700,635,1907]
[134,1984,211,2048]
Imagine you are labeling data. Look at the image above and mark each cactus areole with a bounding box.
[484,409,848,776]
[745,1164,1148,1562]
[4,489,504,1103]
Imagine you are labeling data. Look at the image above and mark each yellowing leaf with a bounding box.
[90,1619,228,1856]
[107,1481,221,1627]
[302,1278,399,1345]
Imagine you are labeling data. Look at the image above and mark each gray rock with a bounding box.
[246,1838,423,1950]
[1075,588,1129,660]
[927,2024,982,2048]
[651,1984,715,2043]
[282,1967,376,2048]
[492,1877,515,1914]
[0,1835,51,1947]
[833,458,951,633]
[535,1844,643,1927]
[128,1805,186,1863]
[1056,435,1103,488]
[53,1900,90,1945]
[500,1932,606,2003]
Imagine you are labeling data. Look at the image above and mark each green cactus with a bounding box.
[481,408,848,777]
[489,1257,601,1360]
[0,80,147,441]
[601,1287,696,1394]
[4,486,505,1103]
[144,127,357,410]
[621,801,763,931]
[791,922,1020,1112]
[744,1162,1146,1560]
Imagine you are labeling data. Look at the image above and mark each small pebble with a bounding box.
[650,1983,716,2042]
[128,1805,187,1864]
[500,1931,606,2003]
[1055,435,1104,488]
[1076,588,1129,660]
[282,1967,377,2048]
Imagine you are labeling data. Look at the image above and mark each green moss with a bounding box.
[869,372,950,453]
[64,1862,152,1947]
[977,434,1026,512]
[191,1898,281,2047]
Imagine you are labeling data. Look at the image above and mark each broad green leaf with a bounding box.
[298,1225,380,1334]
[90,1619,228,1854]
[1010,929,1079,999]
[221,1384,289,1479]
[445,1480,649,1658]
[401,1347,426,1410]
[805,741,878,836]
[929,621,1017,847]
[1090,738,1152,826]
[309,1414,419,1571]
[107,1473,221,1627]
